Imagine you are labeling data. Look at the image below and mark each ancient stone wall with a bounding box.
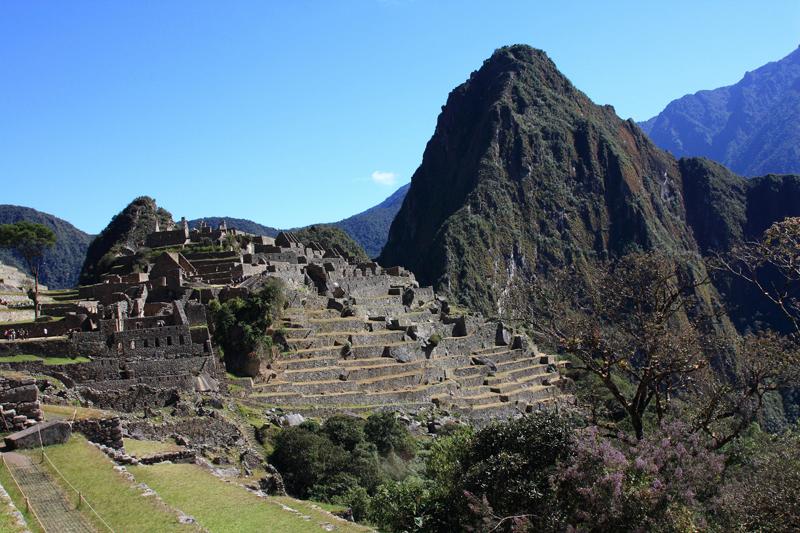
[0,376,42,431]
[73,417,124,449]
[79,384,180,411]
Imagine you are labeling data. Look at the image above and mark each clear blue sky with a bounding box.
[2,1,798,234]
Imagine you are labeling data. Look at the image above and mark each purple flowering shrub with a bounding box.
[554,422,724,532]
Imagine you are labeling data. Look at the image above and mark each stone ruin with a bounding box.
[0,375,43,432]
[0,220,569,420]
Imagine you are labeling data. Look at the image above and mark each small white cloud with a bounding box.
[371,170,397,186]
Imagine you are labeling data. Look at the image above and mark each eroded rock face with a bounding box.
[4,420,71,450]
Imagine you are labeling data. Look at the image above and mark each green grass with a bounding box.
[0,354,90,365]
[28,436,200,533]
[123,438,183,457]
[0,498,28,533]
[0,459,45,533]
[129,462,371,532]
[41,403,110,421]
[0,354,41,364]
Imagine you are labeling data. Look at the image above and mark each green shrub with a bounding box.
[209,279,285,369]
[368,477,428,533]
[270,426,349,498]
[323,414,367,452]
[270,421,383,502]
[364,412,416,459]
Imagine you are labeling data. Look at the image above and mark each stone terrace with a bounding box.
[240,271,568,420]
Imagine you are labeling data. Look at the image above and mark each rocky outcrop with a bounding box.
[80,196,174,284]
[4,420,71,450]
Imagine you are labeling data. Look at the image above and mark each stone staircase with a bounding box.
[242,280,569,419]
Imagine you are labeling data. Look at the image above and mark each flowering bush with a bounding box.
[554,422,724,532]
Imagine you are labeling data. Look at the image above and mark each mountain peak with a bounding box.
[380,46,690,314]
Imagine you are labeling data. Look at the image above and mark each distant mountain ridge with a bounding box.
[641,46,800,176]
[0,205,93,289]
[331,183,409,258]
[189,184,410,259]
[188,217,280,237]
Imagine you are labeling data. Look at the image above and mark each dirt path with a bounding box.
[2,452,94,533]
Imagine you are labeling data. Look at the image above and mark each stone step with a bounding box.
[274,355,341,370]
[252,381,454,406]
[492,356,543,373]
[286,336,346,350]
[343,360,426,381]
[453,371,487,388]
[350,340,418,360]
[473,349,527,365]
[487,363,551,384]
[307,317,368,333]
[434,392,500,408]
[281,345,344,360]
[499,383,560,403]
[487,371,550,394]
[473,345,517,356]
[254,370,424,395]
[279,365,345,382]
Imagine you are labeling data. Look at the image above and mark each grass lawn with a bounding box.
[0,354,41,364]
[29,436,200,533]
[0,354,90,365]
[129,462,372,532]
[123,438,183,457]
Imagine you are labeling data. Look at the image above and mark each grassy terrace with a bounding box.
[42,289,80,303]
[123,438,184,457]
[0,354,90,365]
[130,462,372,532]
[42,403,111,421]
[27,436,200,532]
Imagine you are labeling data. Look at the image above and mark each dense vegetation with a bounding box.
[266,412,417,522]
[0,204,92,288]
[641,46,800,176]
[293,225,370,262]
[208,278,285,376]
[80,196,173,284]
[262,218,800,531]
[267,408,800,532]
[331,183,409,258]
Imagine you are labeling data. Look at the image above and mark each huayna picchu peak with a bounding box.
[381,45,709,316]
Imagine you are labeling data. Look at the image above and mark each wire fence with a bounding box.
[32,422,114,532]
[38,451,114,532]
[0,420,115,533]
[0,453,47,532]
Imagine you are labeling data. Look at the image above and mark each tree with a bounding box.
[715,217,800,334]
[0,221,56,319]
[208,278,285,375]
[525,252,710,440]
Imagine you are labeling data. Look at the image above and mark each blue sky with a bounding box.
[1,1,798,234]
